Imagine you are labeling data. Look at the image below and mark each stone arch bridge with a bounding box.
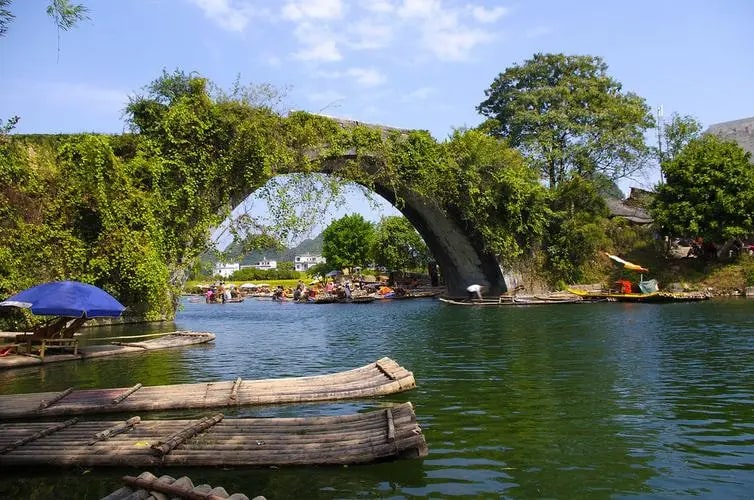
[230,116,508,297]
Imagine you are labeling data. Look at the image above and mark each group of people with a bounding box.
[204,282,237,303]
[290,279,353,302]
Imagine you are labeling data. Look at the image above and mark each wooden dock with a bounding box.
[0,357,415,419]
[0,331,216,370]
[0,402,427,467]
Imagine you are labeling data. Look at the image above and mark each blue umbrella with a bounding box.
[0,280,126,318]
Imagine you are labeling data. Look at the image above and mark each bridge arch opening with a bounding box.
[214,169,508,297]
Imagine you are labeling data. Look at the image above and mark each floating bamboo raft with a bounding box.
[439,294,584,306]
[104,471,255,500]
[0,331,216,370]
[0,402,427,467]
[0,357,415,419]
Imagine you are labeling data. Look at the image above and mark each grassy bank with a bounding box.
[602,252,754,295]
[183,279,302,293]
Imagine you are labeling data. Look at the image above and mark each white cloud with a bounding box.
[189,0,255,32]
[395,0,497,60]
[362,0,395,14]
[470,5,508,23]
[314,67,387,87]
[347,67,387,86]
[294,40,342,61]
[282,0,343,21]
[426,28,493,61]
[282,0,503,64]
[292,23,342,61]
[397,0,442,19]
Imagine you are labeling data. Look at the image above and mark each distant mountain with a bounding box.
[214,232,324,264]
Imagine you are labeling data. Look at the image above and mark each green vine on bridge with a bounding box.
[0,70,571,326]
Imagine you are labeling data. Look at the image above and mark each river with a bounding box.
[1,296,753,499]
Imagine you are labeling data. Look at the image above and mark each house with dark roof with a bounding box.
[605,187,653,224]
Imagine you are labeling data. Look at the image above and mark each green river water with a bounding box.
[1,296,753,499]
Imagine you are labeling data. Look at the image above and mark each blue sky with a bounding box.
[2,0,753,237]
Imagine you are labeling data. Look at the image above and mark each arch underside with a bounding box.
[368,182,507,297]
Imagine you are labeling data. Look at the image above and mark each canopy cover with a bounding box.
[0,280,126,318]
[605,253,649,273]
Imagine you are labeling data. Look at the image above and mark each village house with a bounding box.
[241,257,277,271]
[294,254,326,272]
[213,262,240,278]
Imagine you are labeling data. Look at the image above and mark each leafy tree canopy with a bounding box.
[477,53,654,189]
[321,214,375,270]
[442,128,551,264]
[371,216,430,272]
[651,134,754,242]
[660,112,703,164]
[543,175,611,282]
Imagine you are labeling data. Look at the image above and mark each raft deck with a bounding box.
[0,402,427,467]
[0,357,415,419]
[0,331,216,370]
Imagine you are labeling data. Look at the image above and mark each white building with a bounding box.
[241,257,277,271]
[294,254,326,272]
[213,262,240,278]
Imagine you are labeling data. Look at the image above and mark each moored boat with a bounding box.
[439,293,584,306]
[566,287,710,303]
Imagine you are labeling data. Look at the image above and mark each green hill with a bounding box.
[212,233,324,265]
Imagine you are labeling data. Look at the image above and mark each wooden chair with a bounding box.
[16,316,87,359]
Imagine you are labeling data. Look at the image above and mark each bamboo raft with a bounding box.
[104,471,255,500]
[0,402,427,467]
[439,293,585,306]
[0,357,415,419]
[0,331,216,370]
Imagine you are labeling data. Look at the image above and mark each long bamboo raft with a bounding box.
[0,357,415,419]
[0,402,427,467]
[0,331,216,370]
[439,293,585,306]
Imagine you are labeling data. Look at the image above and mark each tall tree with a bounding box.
[660,112,703,164]
[371,216,430,272]
[321,214,375,271]
[477,53,654,189]
[651,135,754,243]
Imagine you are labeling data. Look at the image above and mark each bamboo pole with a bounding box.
[120,475,230,500]
[38,387,74,410]
[151,414,224,457]
[229,377,242,401]
[111,383,142,405]
[0,417,78,454]
[88,416,141,445]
